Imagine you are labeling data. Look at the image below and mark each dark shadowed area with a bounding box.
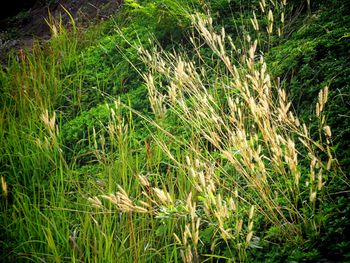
[0,0,122,64]
[0,0,37,20]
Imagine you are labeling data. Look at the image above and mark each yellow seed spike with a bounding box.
[310,192,317,202]
[259,2,265,12]
[246,231,253,243]
[323,126,332,138]
[268,10,274,22]
[1,176,8,197]
[249,205,255,220]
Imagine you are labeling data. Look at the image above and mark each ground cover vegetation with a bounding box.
[1,0,349,262]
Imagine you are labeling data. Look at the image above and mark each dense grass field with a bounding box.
[1,0,350,262]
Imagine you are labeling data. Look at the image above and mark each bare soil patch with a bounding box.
[0,0,122,63]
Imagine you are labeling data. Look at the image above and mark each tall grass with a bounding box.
[92,9,347,263]
[0,0,348,262]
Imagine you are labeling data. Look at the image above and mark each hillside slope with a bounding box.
[1,0,349,262]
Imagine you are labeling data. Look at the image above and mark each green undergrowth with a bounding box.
[1,0,349,262]
[267,0,350,170]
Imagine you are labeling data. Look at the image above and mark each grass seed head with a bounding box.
[1,176,8,197]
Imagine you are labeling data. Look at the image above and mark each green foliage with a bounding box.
[267,0,350,170]
[61,104,110,164]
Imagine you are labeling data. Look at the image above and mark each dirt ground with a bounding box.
[0,0,122,63]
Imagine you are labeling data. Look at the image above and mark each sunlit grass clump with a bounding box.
[89,12,347,262]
